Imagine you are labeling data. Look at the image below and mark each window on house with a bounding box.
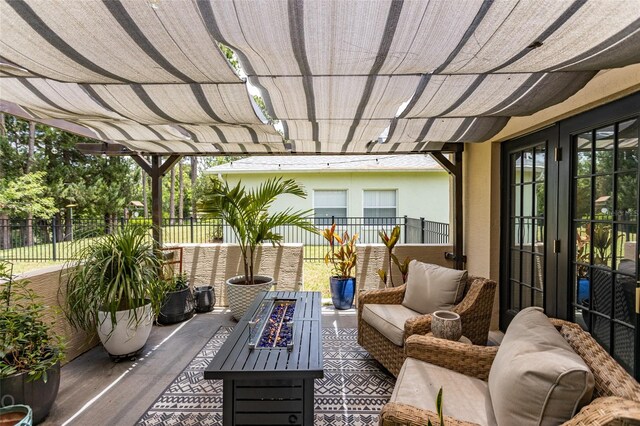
[314,190,347,226]
[363,190,397,225]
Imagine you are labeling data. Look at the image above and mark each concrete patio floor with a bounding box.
[43,307,358,426]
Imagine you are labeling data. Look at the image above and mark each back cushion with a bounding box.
[401,260,467,315]
[488,307,595,425]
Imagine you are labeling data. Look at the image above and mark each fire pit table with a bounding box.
[204,291,323,425]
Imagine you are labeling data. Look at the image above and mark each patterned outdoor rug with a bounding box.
[137,327,395,425]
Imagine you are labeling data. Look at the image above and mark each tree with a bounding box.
[0,172,57,219]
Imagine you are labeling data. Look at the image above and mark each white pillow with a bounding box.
[488,307,595,425]
[401,260,467,315]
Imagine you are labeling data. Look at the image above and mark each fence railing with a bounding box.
[0,216,450,262]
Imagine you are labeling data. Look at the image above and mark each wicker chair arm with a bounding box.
[405,314,432,337]
[405,334,498,381]
[380,402,480,426]
[451,276,497,345]
[561,397,640,425]
[357,284,406,318]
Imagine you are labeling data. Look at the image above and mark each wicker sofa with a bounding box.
[379,317,640,425]
[357,276,496,377]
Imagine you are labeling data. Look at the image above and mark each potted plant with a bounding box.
[322,224,358,309]
[1,260,65,424]
[575,230,590,305]
[62,224,164,360]
[197,176,316,320]
[157,272,195,325]
[377,225,410,288]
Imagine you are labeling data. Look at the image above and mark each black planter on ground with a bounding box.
[194,286,216,313]
[0,360,60,424]
[157,287,195,325]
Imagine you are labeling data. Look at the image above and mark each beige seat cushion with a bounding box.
[402,260,467,314]
[392,357,497,426]
[488,307,595,426]
[362,304,421,346]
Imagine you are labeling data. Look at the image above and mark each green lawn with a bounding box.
[303,261,333,299]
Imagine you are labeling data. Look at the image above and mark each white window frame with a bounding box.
[362,189,398,220]
[313,189,348,225]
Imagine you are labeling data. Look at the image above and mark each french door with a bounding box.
[501,93,639,379]
[500,127,558,327]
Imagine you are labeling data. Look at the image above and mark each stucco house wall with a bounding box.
[463,64,640,329]
[210,171,450,223]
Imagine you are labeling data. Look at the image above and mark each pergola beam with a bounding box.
[131,154,182,247]
[432,150,465,270]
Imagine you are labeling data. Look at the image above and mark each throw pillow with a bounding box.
[401,260,467,315]
[488,307,595,425]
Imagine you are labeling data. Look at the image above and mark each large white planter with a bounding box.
[226,275,275,321]
[97,303,153,356]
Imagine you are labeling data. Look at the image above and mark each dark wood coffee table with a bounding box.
[204,291,323,425]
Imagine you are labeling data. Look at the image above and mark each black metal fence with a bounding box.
[0,216,450,262]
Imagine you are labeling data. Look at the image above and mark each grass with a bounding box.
[303,261,333,299]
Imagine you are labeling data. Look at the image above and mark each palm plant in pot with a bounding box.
[62,224,164,360]
[322,224,358,309]
[197,176,316,320]
[1,260,65,424]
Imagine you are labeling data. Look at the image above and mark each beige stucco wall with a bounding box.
[167,243,304,306]
[17,266,98,364]
[463,64,640,330]
[214,170,450,224]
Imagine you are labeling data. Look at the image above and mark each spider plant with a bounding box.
[62,224,164,334]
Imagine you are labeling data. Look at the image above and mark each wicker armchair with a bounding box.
[357,276,496,376]
[379,319,640,425]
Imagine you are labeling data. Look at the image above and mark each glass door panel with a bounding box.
[503,142,547,324]
[571,117,638,377]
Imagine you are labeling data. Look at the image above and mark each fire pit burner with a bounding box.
[248,298,296,351]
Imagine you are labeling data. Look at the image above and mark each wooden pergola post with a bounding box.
[131,154,182,247]
[431,145,465,270]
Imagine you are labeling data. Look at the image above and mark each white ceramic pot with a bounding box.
[225,275,275,321]
[97,303,153,356]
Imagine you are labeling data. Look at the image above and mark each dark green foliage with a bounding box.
[62,225,165,334]
[197,176,316,284]
[0,261,65,381]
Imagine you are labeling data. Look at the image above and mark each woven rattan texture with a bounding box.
[379,318,640,425]
[357,276,496,377]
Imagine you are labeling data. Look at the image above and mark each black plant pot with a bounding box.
[0,360,60,424]
[157,287,195,325]
[194,286,216,313]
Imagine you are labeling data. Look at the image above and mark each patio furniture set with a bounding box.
[356,261,640,425]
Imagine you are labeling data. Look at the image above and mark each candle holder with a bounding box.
[431,310,462,341]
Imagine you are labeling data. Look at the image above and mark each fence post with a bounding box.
[51,216,57,261]
[190,216,195,243]
[420,217,425,243]
[403,215,408,243]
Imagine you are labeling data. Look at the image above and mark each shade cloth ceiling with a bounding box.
[1,0,639,155]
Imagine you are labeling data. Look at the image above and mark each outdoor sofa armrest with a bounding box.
[380,402,480,426]
[561,396,640,425]
[451,276,497,345]
[357,284,406,319]
[405,334,498,381]
[404,313,432,337]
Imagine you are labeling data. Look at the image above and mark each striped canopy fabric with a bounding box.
[1,0,639,155]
